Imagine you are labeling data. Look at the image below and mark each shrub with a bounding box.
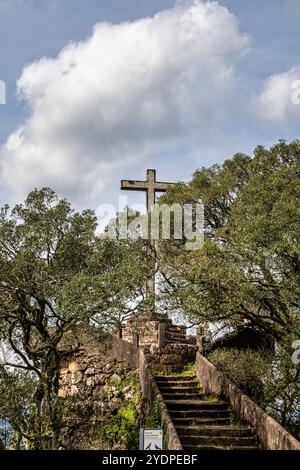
[208,348,271,403]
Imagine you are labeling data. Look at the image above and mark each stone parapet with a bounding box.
[195,352,300,450]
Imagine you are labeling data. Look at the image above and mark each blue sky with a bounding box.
[0,0,299,213]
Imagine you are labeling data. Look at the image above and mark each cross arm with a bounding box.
[154,182,176,192]
[120,180,148,191]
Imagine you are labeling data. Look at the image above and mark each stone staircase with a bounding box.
[165,325,197,346]
[155,374,260,450]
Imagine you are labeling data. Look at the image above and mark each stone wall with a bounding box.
[196,352,300,450]
[59,334,140,397]
[58,334,141,449]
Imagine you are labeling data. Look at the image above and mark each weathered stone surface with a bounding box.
[96,373,108,382]
[110,373,121,383]
[73,370,83,384]
[68,361,78,372]
[70,385,78,395]
[86,377,94,387]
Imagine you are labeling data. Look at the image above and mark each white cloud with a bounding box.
[255,66,300,124]
[0,0,250,206]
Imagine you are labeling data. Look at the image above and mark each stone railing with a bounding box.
[196,352,300,450]
[139,349,183,450]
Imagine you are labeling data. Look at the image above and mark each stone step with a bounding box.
[169,409,229,424]
[157,380,199,386]
[158,385,200,391]
[170,409,230,418]
[166,328,186,334]
[166,338,197,345]
[171,339,197,346]
[180,435,257,447]
[165,336,187,343]
[152,315,172,324]
[167,325,187,332]
[164,399,226,410]
[166,331,186,337]
[176,425,255,437]
[156,380,199,388]
[158,385,201,393]
[183,444,258,451]
[161,392,204,400]
[155,376,196,382]
[166,331,196,339]
[173,417,231,426]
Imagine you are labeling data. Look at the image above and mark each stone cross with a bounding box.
[121,169,175,212]
[121,169,176,319]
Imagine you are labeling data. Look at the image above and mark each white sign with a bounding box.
[140,428,163,450]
